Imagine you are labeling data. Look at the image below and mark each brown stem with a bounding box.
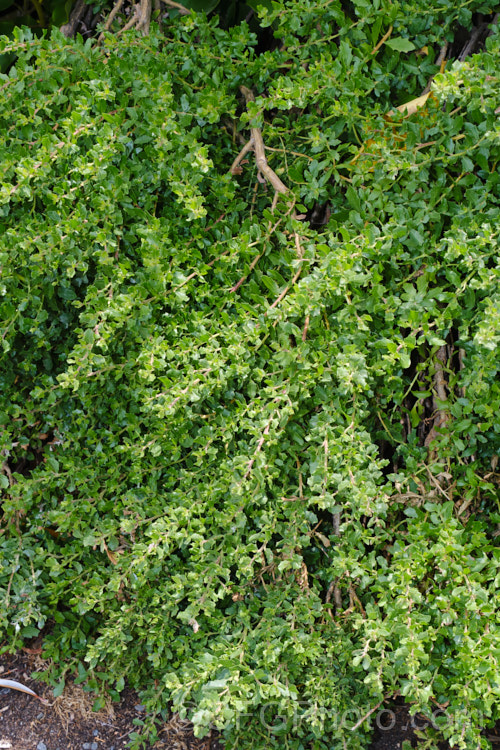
[238,86,289,195]
[161,0,190,13]
[267,263,302,311]
[116,7,140,35]
[371,25,393,55]
[230,139,254,175]
[136,0,152,33]
[60,0,88,37]
[301,315,310,342]
[422,43,448,95]
[230,251,264,293]
[98,0,125,40]
[350,692,400,731]
[2,461,15,487]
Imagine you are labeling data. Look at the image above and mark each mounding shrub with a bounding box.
[0,3,499,748]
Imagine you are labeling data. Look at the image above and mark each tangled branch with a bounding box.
[231,86,289,195]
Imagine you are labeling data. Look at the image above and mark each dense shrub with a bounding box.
[0,2,499,748]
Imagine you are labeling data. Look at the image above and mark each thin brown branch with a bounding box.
[136,0,152,33]
[60,0,88,37]
[350,692,400,732]
[98,0,125,40]
[2,461,15,487]
[325,579,342,617]
[422,42,448,95]
[230,139,254,175]
[371,25,393,55]
[267,263,303,311]
[270,189,280,215]
[458,347,466,398]
[425,464,452,501]
[238,86,289,195]
[161,0,191,13]
[436,42,448,67]
[325,580,336,605]
[230,251,264,293]
[297,458,304,499]
[348,583,366,617]
[425,345,450,453]
[264,145,315,162]
[458,20,491,61]
[175,248,230,289]
[301,315,310,342]
[333,586,342,613]
[116,6,140,35]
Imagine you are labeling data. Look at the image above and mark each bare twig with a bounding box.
[175,249,230,289]
[161,0,190,13]
[98,0,152,40]
[422,43,448,95]
[267,263,302,310]
[371,25,393,55]
[136,0,152,33]
[333,584,342,611]
[425,464,452,501]
[348,583,366,617]
[351,692,400,731]
[458,21,489,61]
[458,347,466,398]
[60,0,88,37]
[301,314,310,342]
[230,251,264,293]
[297,458,304,499]
[116,6,140,35]
[230,139,254,175]
[435,42,448,67]
[325,578,343,616]
[2,461,15,487]
[98,0,125,40]
[230,87,306,301]
[238,86,289,195]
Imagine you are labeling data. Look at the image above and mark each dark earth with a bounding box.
[0,649,221,750]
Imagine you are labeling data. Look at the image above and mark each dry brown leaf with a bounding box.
[395,91,430,116]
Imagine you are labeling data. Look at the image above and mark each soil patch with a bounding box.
[0,650,220,750]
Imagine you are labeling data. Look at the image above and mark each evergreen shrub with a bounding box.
[0,2,499,748]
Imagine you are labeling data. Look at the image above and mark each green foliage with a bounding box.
[0,3,499,749]
[0,0,73,44]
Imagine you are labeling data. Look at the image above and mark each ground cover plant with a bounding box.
[1,1,500,748]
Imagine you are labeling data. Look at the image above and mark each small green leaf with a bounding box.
[53,679,65,698]
[386,37,416,52]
